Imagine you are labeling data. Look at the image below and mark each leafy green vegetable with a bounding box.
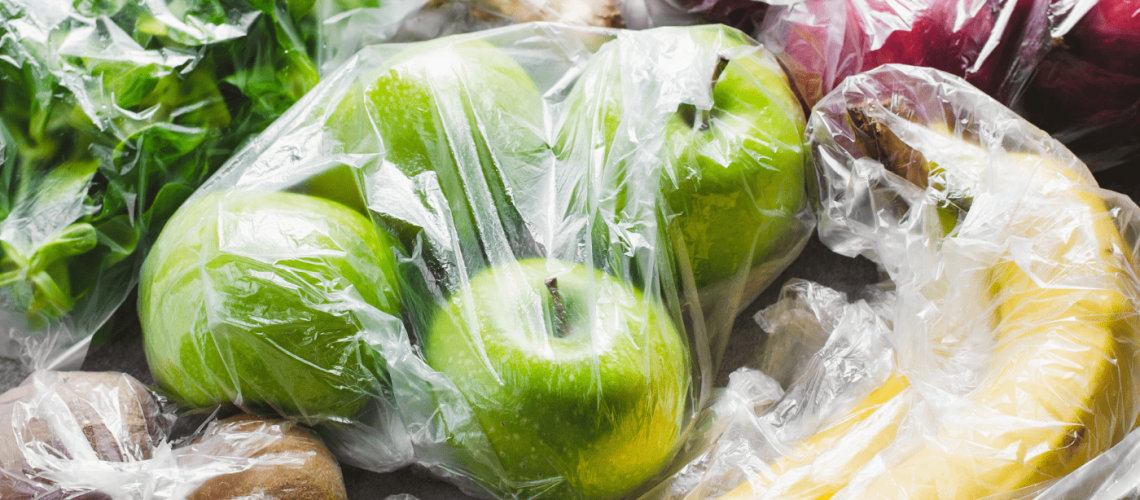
[0,0,319,364]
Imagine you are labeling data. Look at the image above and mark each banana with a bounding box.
[713,101,1139,499]
[712,373,910,500]
[846,151,1137,499]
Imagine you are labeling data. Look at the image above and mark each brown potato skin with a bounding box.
[186,414,348,500]
[0,371,167,500]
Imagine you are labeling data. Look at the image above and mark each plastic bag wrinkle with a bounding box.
[2,372,353,500]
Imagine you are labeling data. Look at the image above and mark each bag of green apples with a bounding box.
[137,22,813,499]
[0,0,318,371]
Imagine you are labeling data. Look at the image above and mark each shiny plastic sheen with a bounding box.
[757,0,1054,108]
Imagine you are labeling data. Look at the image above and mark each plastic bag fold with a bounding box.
[136,22,814,499]
[664,64,1140,499]
[311,0,772,75]
[641,278,899,500]
[1,371,171,498]
[755,0,1140,172]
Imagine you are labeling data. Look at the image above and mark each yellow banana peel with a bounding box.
[715,373,910,500]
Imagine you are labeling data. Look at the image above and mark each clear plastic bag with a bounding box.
[310,0,774,76]
[1,371,350,500]
[0,0,319,371]
[638,278,899,500]
[136,22,815,499]
[756,0,1055,109]
[1031,424,1140,500]
[0,371,172,498]
[170,414,349,500]
[663,64,1140,499]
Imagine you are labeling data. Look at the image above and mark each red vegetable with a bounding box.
[1020,0,1140,170]
[1070,0,1140,77]
[760,0,1046,107]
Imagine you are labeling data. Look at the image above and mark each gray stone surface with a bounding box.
[0,357,30,390]
[1,167,1135,499]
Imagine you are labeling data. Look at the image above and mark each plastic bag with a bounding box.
[312,0,625,76]
[756,0,1055,109]
[310,0,776,76]
[662,64,1140,499]
[167,414,349,500]
[0,371,172,498]
[136,22,815,499]
[1,371,350,500]
[1032,424,1140,500]
[0,0,319,371]
[634,278,896,500]
[1019,0,1140,172]
[620,0,782,32]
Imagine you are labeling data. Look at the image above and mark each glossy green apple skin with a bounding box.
[140,191,401,422]
[307,164,367,214]
[663,26,807,292]
[423,259,690,500]
[338,37,547,269]
[557,25,807,294]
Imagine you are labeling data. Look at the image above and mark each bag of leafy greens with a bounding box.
[0,0,319,370]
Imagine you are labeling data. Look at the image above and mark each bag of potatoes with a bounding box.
[0,371,347,500]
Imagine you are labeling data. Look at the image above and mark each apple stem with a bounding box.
[698,55,731,131]
[544,277,569,338]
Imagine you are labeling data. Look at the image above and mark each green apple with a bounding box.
[306,163,368,214]
[334,36,549,271]
[554,25,807,371]
[139,190,401,422]
[556,25,807,298]
[661,26,807,295]
[422,258,690,500]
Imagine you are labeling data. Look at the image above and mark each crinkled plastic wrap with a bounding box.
[1,371,349,500]
[757,0,1055,109]
[662,64,1140,499]
[1,371,171,498]
[0,0,318,370]
[311,0,776,75]
[1031,425,1140,499]
[640,278,899,500]
[136,22,814,499]
[1020,0,1140,172]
